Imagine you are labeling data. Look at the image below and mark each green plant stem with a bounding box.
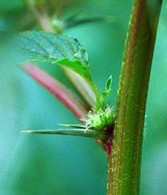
[108,0,163,194]
[22,63,88,120]
[25,0,55,32]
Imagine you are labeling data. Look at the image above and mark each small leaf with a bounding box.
[16,31,91,80]
[95,75,112,110]
[105,75,112,91]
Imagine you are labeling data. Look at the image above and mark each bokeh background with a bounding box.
[0,0,167,194]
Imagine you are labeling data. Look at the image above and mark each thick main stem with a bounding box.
[108,0,162,194]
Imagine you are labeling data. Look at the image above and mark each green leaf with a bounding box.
[57,58,90,79]
[17,31,91,80]
[105,75,112,91]
[101,76,112,103]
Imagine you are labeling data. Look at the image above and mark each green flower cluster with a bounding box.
[83,106,113,131]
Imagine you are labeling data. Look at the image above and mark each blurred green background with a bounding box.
[0,0,167,194]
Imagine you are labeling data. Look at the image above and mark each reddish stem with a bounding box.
[104,137,112,157]
[21,62,88,120]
